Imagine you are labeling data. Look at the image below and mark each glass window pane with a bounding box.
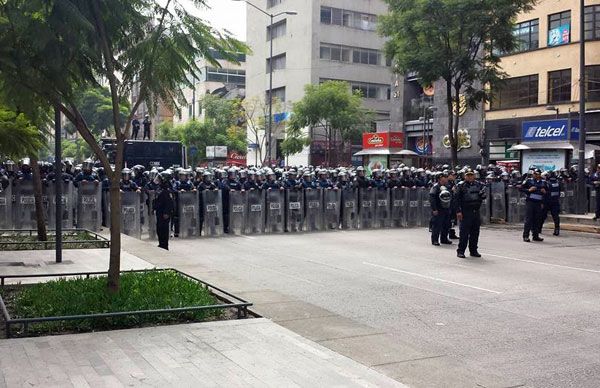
[320,7,331,24]
[361,51,369,64]
[353,50,360,63]
[341,48,350,62]
[320,46,330,59]
[332,8,342,25]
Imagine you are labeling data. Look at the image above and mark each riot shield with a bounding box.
[304,188,323,232]
[374,188,391,228]
[178,191,200,238]
[506,186,525,224]
[479,185,490,225]
[490,182,506,222]
[390,187,408,228]
[358,188,375,229]
[121,191,141,239]
[227,190,246,235]
[13,180,37,230]
[46,181,74,229]
[590,189,597,214]
[245,189,265,234]
[340,187,358,230]
[146,190,157,240]
[286,189,304,232]
[406,188,420,228]
[564,182,576,214]
[202,189,224,237]
[0,183,12,229]
[323,188,341,230]
[419,188,431,228]
[265,188,284,233]
[76,181,102,231]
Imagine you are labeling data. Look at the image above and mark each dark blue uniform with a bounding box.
[521,177,547,241]
[429,183,452,245]
[153,185,174,250]
[455,180,485,256]
[542,177,561,235]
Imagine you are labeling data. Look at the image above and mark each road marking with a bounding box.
[362,262,502,294]
[482,253,600,274]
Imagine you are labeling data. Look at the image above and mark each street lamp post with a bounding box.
[546,105,559,119]
[577,0,587,214]
[233,0,296,166]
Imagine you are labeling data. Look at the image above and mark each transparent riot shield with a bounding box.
[121,191,141,239]
[506,186,525,224]
[146,190,157,240]
[77,181,102,231]
[374,188,391,228]
[265,188,284,233]
[406,188,420,228]
[479,185,490,225]
[139,191,147,237]
[245,189,265,234]
[358,188,375,229]
[14,179,37,230]
[340,187,358,230]
[46,181,74,229]
[590,189,597,214]
[490,182,506,222]
[304,188,323,232]
[286,189,304,233]
[419,188,431,228]
[323,188,341,230]
[564,182,576,214]
[202,189,224,237]
[227,190,246,236]
[390,187,408,228]
[178,190,200,238]
[0,183,12,229]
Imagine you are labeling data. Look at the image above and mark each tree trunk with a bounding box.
[445,80,458,167]
[107,177,121,293]
[31,156,47,242]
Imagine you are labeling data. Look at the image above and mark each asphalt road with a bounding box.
[166,226,600,387]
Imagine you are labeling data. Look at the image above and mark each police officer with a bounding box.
[429,172,452,246]
[153,173,174,250]
[455,168,485,258]
[354,166,371,188]
[591,164,600,221]
[74,159,98,186]
[542,170,561,235]
[142,115,152,140]
[521,168,547,242]
[119,168,140,192]
[131,116,141,140]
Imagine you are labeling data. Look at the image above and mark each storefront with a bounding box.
[354,132,418,174]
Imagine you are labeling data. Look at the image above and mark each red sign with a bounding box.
[226,151,247,166]
[362,132,404,149]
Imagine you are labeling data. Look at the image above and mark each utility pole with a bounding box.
[54,107,62,263]
[577,0,587,214]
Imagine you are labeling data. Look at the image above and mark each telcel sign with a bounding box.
[522,119,579,142]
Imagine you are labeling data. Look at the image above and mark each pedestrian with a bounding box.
[429,172,453,246]
[521,168,546,242]
[455,168,485,258]
[153,172,174,250]
[592,164,600,221]
[143,115,151,140]
[131,117,140,140]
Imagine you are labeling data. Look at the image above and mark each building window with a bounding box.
[548,11,571,44]
[320,43,382,65]
[266,53,286,72]
[548,69,572,103]
[585,6,600,41]
[586,65,600,102]
[267,20,286,41]
[320,6,377,31]
[512,19,539,52]
[351,82,388,100]
[267,87,286,103]
[205,67,246,86]
[492,74,538,109]
[267,0,283,8]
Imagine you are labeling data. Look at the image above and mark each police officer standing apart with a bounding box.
[521,168,547,242]
[591,164,600,221]
[429,172,452,246]
[542,170,561,236]
[153,173,174,250]
[455,168,485,258]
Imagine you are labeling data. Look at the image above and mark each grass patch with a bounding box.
[0,230,108,250]
[1,270,222,336]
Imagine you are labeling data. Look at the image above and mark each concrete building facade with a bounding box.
[245,0,392,166]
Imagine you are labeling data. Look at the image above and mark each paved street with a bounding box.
[137,226,600,387]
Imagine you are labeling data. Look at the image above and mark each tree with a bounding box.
[62,138,93,162]
[0,0,246,292]
[242,96,283,166]
[380,0,535,166]
[286,81,372,166]
[64,87,130,137]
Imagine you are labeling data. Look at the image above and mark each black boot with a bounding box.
[533,236,544,242]
[553,227,559,236]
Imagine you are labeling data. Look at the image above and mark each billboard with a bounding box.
[522,119,579,142]
[548,24,570,47]
[521,149,566,174]
[362,132,404,149]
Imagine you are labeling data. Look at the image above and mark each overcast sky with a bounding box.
[183,0,247,40]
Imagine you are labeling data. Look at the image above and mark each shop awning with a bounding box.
[507,142,574,152]
[394,150,419,156]
[353,148,420,156]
